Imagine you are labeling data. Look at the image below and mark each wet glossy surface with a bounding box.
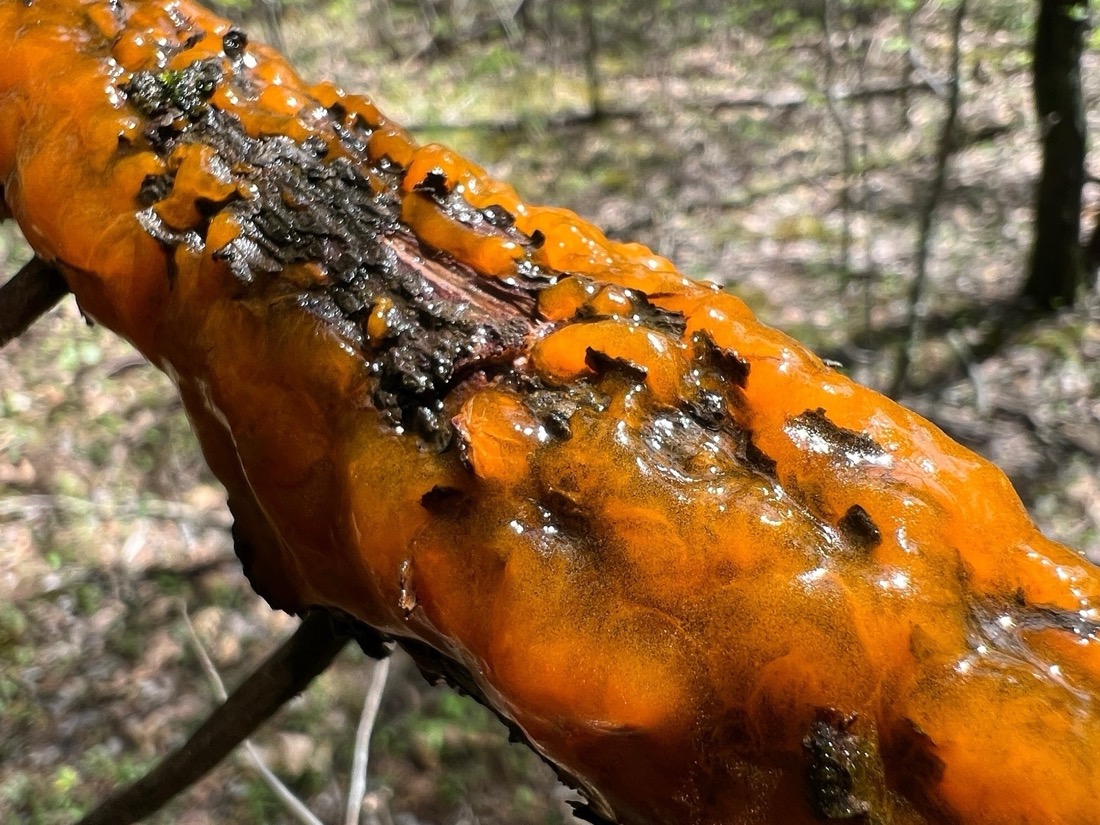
[2,1,1100,822]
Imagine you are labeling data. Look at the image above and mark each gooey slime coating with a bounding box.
[2,1,1099,822]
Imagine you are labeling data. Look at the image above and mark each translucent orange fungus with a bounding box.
[2,2,1099,823]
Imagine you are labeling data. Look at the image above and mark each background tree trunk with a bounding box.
[1024,0,1088,310]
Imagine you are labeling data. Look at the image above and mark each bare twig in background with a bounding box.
[889,0,968,398]
[255,0,286,52]
[182,607,324,825]
[487,0,524,45]
[582,0,602,121]
[946,329,989,416]
[404,82,934,136]
[417,0,441,48]
[898,6,917,129]
[76,610,348,825]
[907,37,950,100]
[708,80,935,113]
[852,24,877,334]
[0,493,232,527]
[344,656,392,825]
[821,0,854,275]
[898,2,950,126]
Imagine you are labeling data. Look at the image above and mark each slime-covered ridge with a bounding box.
[2,1,1100,822]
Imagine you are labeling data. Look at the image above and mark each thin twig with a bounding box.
[76,610,348,825]
[0,493,232,527]
[0,257,69,348]
[889,0,968,398]
[344,656,392,825]
[821,0,853,274]
[255,0,286,53]
[183,607,325,825]
[945,330,989,416]
[582,0,602,120]
[402,81,936,135]
[908,36,950,99]
[487,0,524,45]
[853,26,876,332]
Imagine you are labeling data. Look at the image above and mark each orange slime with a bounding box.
[2,1,1099,822]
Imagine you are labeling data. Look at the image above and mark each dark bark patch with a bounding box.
[838,505,882,552]
[540,409,574,441]
[786,408,886,466]
[881,720,954,824]
[584,347,649,384]
[221,28,247,58]
[133,101,537,449]
[481,203,515,229]
[803,713,872,821]
[419,485,467,514]
[681,388,726,430]
[138,173,175,206]
[691,330,750,388]
[413,169,450,197]
[539,489,595,541]
[740,431,778,479]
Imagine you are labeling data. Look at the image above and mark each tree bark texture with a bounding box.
[1025,0,1088,310]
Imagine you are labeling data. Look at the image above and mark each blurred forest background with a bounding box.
[2,0,1100,822]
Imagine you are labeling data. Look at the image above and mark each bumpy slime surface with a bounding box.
[2,1,1099,822]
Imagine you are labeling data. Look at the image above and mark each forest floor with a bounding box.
[1,2,1099,824]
